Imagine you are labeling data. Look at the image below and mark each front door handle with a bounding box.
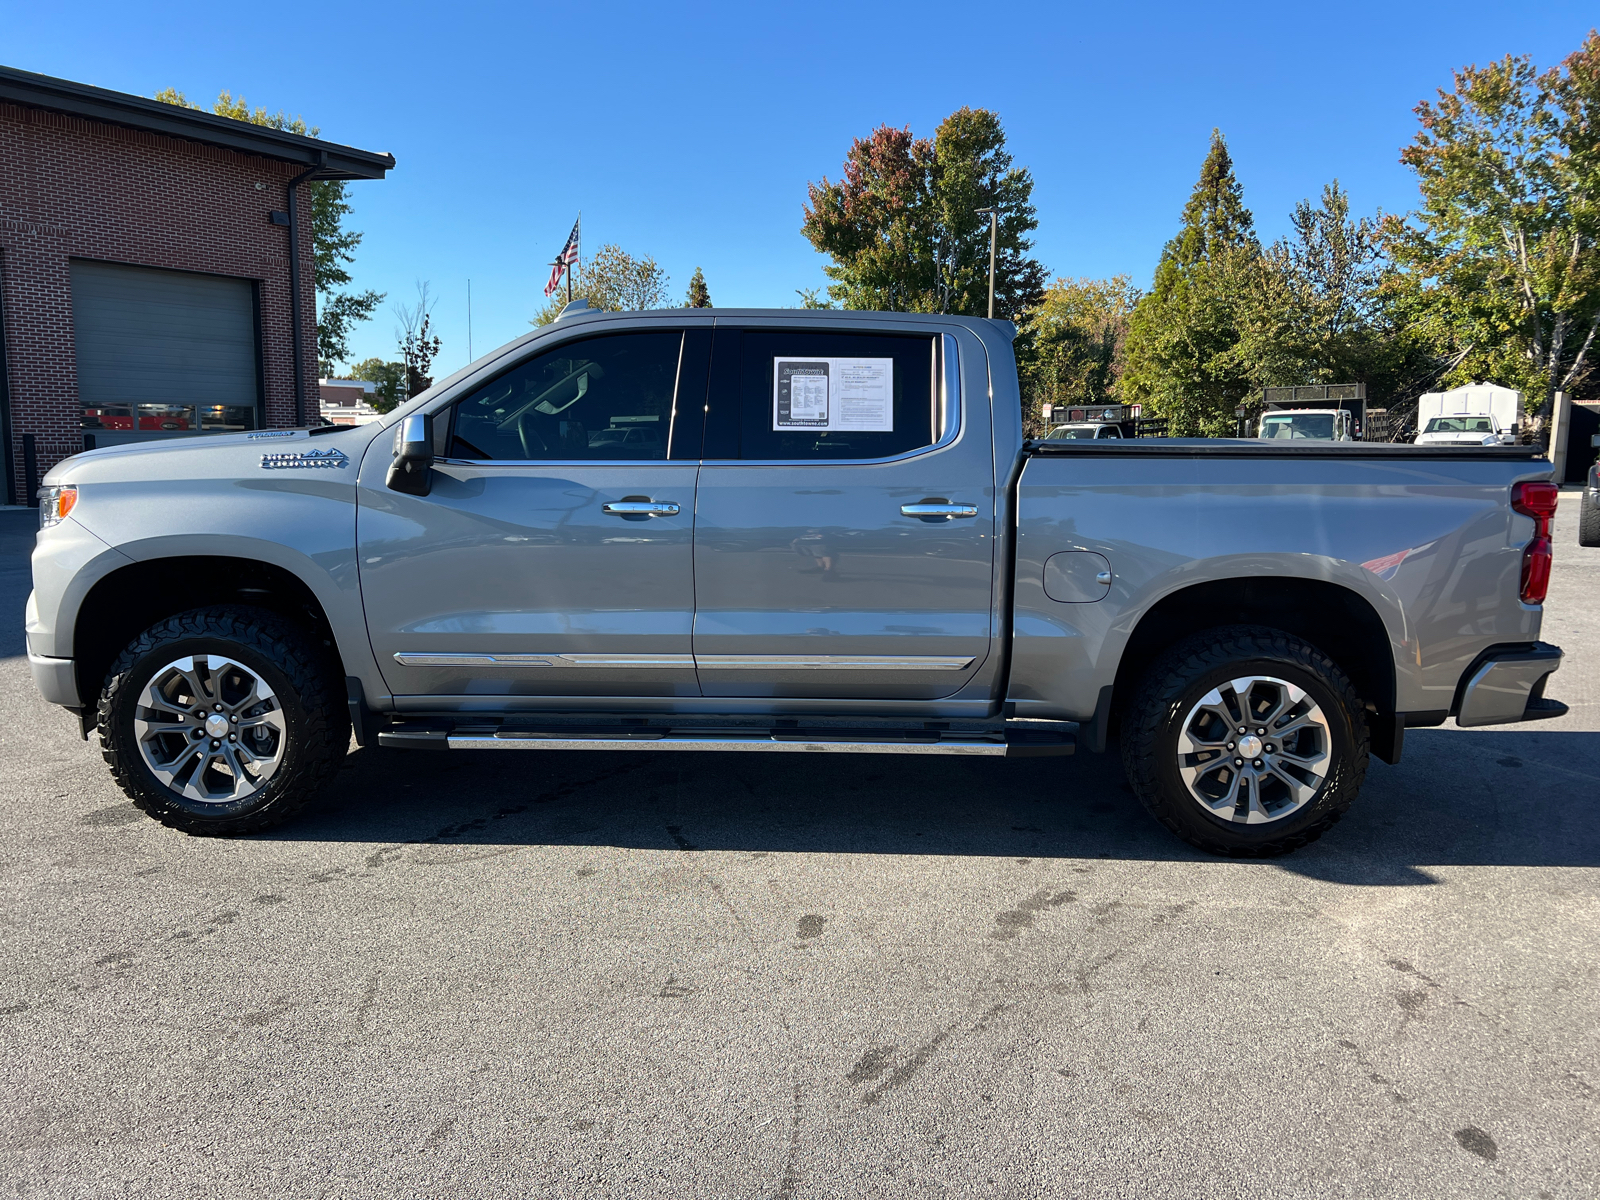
[901,502,978,519]
[602,500,680,517]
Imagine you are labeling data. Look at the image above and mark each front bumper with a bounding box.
[1455,642,1565,727]
[29,653,80,708]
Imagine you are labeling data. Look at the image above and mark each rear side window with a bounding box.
[705,330,936,461]
[448,330,692,461]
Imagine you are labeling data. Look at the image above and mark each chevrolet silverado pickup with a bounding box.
[27,308,1568,855]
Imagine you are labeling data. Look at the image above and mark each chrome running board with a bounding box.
[448,731,1010,755]
[379,723,1073,758]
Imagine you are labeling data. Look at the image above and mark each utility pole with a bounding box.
[974,207,998,319]
[467,278,473,361]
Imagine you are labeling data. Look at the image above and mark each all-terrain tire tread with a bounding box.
[97,606,347,835]
[1120,625,1369,858]
[1579,495,1600,548]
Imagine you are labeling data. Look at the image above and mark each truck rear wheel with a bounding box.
[97,606,348,835]
[1121,626,1368,857]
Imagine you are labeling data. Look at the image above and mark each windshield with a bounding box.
[1261,413,1335,439]
[1045,425,1100,440]
[1423,417,1494,434]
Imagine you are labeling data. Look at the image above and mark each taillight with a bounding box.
[1521,537,1552,604]
[1512,481,1558,604]
[1512,481,1559,532]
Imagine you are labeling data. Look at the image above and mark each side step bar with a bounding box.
[380,726,1073,758]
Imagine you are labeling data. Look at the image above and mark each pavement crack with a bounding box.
[770,1081,803,1199]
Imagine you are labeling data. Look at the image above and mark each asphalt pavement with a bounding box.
[1,494,1596,1199]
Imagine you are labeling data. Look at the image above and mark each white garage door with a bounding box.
[71,260,260,440]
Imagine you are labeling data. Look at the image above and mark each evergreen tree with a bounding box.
[1123,130,1261,435]
[685,267,712,308]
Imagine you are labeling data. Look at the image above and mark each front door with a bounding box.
[691,326,995,701]
[357,327,709,703]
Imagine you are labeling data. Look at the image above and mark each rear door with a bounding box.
[690,324,995,701]
[357,325,710,703]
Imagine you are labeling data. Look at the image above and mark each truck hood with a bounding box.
[42,425,385,487]
[1415,431,1506,447]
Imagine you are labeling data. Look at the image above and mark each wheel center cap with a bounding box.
[204,714,230,738]
[1237,734,1263,759]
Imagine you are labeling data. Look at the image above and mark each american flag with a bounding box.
[544,216,581,297]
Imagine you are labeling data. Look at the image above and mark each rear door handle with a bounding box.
[900,503,978,519]
[602,501,680,516]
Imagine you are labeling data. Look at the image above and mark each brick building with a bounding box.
[0,65,392,505]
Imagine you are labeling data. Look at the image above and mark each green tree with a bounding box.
[801,108,1046,318]
[1018,276,1138,433]
[1123,130,1262,435]
[1237,182,1447,427]
[685,266,712,308]
[396,282,442,397]
[532,244,671,326]
[1385,32,1600,420]
[347,357,407,414]
[155,88,384,373]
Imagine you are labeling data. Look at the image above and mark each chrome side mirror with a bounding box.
[386,413,434,496]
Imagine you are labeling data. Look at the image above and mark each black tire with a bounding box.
[1121,626,1368,857]
[97,606,348,835]
[1579,489,1600,548]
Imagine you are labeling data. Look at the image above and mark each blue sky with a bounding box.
[5,1,1596,376]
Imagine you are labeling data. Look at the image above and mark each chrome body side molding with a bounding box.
[393,652,695,669]
[693,655,976,671]
[395,652,976,671]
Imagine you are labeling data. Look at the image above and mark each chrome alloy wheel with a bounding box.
[1176,676,1331,824]
[132,655,287,803]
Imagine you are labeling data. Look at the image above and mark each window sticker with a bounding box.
[774,357,892,432]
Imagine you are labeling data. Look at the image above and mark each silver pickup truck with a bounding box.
[27,309,1567,856]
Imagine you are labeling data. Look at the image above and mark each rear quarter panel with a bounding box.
[1010,452,1550,719]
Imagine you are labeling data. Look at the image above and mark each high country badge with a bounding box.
[260,447,349,470]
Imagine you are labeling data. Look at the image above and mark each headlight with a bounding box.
[38,484,78,529]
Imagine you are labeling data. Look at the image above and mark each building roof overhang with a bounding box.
[0,64,394,180]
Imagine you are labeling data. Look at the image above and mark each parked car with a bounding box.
[1414,415,1518,447]
[1415,382,1521,447]
[28,309,1566,857]
[1582,461,1600,548]
[1044,422,1122,440]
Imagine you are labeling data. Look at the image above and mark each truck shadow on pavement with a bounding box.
[272,726,1600,886]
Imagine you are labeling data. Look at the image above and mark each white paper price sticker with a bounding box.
[774,358,893,432]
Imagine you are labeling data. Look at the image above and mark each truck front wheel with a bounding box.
[96,607,348,835]
[1121,626,1368,856]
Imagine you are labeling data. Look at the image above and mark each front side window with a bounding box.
[449,331,686,461]
[707,330,937,461]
